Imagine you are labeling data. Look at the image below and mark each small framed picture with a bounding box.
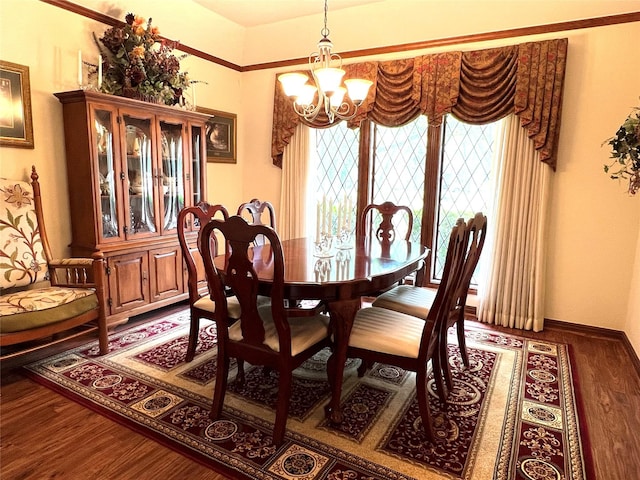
[0,60,34,148]
[197,107,236,164]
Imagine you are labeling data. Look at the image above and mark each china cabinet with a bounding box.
[55,90,209,326]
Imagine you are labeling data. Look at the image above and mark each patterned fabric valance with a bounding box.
[272,38,567,169]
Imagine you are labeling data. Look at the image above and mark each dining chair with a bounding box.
[372,212,488,388]
[333,218,469,441]
[199,215,332,446]
[360,201,414,243]
[237,198,276,246]
[177,202,241,362]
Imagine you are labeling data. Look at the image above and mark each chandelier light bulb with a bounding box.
[329,87,346,109]
[296,84,318,107]
[315,67,345,94]
[278,72,309,97]
[345,78,373,105]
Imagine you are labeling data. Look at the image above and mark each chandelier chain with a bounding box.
[321,0,330,39]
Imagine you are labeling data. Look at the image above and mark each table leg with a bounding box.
[325,297,361,424]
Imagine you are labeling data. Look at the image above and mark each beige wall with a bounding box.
[1,1,638,355]
[625,228,640,355]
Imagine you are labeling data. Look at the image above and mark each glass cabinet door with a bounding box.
[191,124,204,207]
[159,120,185,232]
[124,114,157,236]
[93,108,120,240]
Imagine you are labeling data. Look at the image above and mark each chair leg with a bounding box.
[357,359,372,377]
[210,352,230,420]
[416,364,436,442]
[456,320,469,368]
[186,313,199,362]
[439,327,454,392]
[272,369,292,447]
[236,359,246,384]
[432,347,448,401]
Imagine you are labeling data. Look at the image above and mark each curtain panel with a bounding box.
[272,38,567,169]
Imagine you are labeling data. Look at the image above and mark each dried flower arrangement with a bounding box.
[95,13,193,106]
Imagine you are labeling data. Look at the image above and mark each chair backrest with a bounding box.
[360,201,414,242]
[418,217,469,358]
[177,202,229,302]
[237,199,276,246]
[0,167,51,291]
[455,212,488,308]
[199,215,290,355]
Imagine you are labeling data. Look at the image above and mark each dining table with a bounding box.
[216,235,429,424]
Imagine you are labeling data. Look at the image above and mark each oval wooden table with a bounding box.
[217,235,429,423]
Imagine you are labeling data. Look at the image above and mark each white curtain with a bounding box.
[477,114,552,332]
[278,123,312,240]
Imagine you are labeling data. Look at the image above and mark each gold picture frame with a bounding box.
[196,107,236,164]
[0,60,34,148]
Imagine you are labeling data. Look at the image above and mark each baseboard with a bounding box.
[619,332,640,379]
[544,317,640,379]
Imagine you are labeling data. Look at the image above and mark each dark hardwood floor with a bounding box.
[2,304,639,479]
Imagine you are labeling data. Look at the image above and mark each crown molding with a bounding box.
[40,0,639,73]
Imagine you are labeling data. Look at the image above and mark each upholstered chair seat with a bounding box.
[192,295,242,321]
[372,285,436,320]
[0,286,98,333]
[348,306,426,358]
[229,304,330,355]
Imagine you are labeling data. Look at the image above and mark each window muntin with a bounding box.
[312,114,498,286]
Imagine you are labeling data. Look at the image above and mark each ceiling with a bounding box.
[191,0,385,27]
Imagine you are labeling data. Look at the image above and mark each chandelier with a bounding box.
[277,0,372,124]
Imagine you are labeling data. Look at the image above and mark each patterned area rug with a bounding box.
[23,310,591,480]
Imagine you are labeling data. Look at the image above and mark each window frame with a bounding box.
[351,119,444,287]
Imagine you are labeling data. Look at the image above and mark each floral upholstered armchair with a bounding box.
[0,166,108,359]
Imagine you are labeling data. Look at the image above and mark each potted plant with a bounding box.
[96,13,192,106]
[603,104,640,195]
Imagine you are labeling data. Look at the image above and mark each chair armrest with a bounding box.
[48,252,110,355]
[48,253,105,289]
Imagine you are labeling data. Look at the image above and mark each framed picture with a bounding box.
[0,60,34,148]
[197,107,236,164]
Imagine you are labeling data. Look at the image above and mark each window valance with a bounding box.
[272,38,567,170]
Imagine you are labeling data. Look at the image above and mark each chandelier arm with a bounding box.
[293,97,323,123]
[333,103,358,121]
